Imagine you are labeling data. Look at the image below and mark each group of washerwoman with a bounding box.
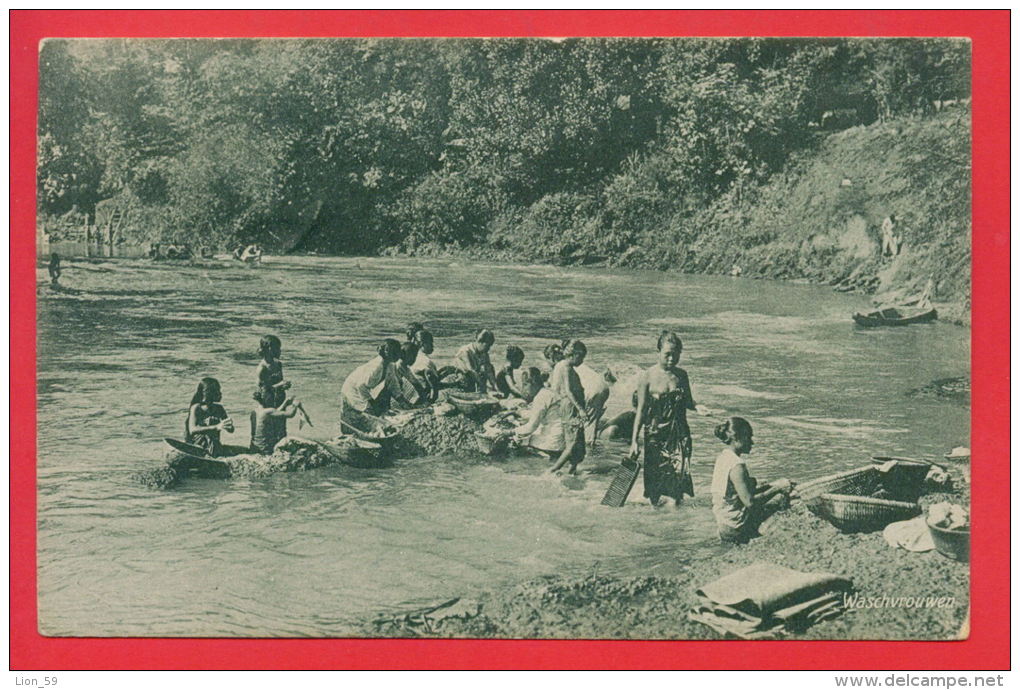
[184,324,792,544]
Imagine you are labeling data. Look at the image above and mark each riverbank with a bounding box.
[369,480,970,640]
[384,109,971,327]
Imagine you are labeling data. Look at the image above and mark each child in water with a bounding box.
[407,323,440,402]
[548,340,588,475]
[255,335,291,406]
[186,377,234,456]
[711,417,792,544]
[495,345,527,399]
[250,385,300,454]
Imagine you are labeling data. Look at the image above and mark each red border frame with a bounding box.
[10,10,1010,670]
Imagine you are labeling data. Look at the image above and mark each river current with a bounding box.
[36,256,969,636]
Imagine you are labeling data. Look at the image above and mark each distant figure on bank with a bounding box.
[452,329,499,394]
[881,214,900,257]
[730,264,742,277]
[548,339,588,475]
[240,244,263,264]
[48,252,62,286]
[711,417,792,544]
[513,366,565,458]
[250,385,300,454]
[256,335,292,406]
[186,377,235,457]
[495,345,527,399]
[630,331,714,507]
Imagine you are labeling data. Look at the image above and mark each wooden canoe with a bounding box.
[163,438,232,478]
[852,307,937,327]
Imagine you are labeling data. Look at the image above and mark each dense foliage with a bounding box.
[39,37,969,266]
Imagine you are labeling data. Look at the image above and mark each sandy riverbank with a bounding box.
[369,476,970,640]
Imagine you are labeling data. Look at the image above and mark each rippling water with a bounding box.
[36,256,969,637]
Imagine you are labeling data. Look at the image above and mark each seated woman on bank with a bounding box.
[711,417,793,544]
[495,345,527,399]
[339,339,408,431]
[512,367,565,459]
[250,385,300,455]
[452,329,500,394]
[186,377,235,457]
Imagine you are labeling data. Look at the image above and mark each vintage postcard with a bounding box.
[13,10,1008,671]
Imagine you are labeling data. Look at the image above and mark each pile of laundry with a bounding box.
[689,562,853,639]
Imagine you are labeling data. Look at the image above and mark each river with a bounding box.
[36,256,969,637]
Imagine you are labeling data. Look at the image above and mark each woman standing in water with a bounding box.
[629,331,714,507]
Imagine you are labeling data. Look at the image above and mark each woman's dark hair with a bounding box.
[406,322,426,342]
[253,384,276,408]
[401,341,420,366]
[564,339,587,357]
[191,377,222,406]
[657,330,683,352]
[543,343,563,363]
[476,328,495,346]
[259,334,281,360]
[506,345,525,366]
[378,338,403,362]
[520,366,544,390]
[714,417,753,444]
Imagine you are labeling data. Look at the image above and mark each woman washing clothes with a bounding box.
[512,366,565,459]
[711,417,793,544]
[629,330,717,507]
[451,329,500,394]
[339,339,418,433]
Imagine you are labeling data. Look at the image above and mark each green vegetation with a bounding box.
[39,38,970,305]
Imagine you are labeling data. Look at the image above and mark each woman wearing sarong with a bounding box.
[629,331,713,507]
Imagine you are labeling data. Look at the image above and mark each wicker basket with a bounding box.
[927,523,969,562]
[447,392,501,418]
[872,460,932,502]
[798,466,883,502]
[808,493,921,533]
[474,431,511,456]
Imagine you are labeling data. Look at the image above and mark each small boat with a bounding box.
[163,438,232,478]
[852,306,937,327]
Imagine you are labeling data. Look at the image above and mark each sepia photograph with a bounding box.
[30,28,979,648]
